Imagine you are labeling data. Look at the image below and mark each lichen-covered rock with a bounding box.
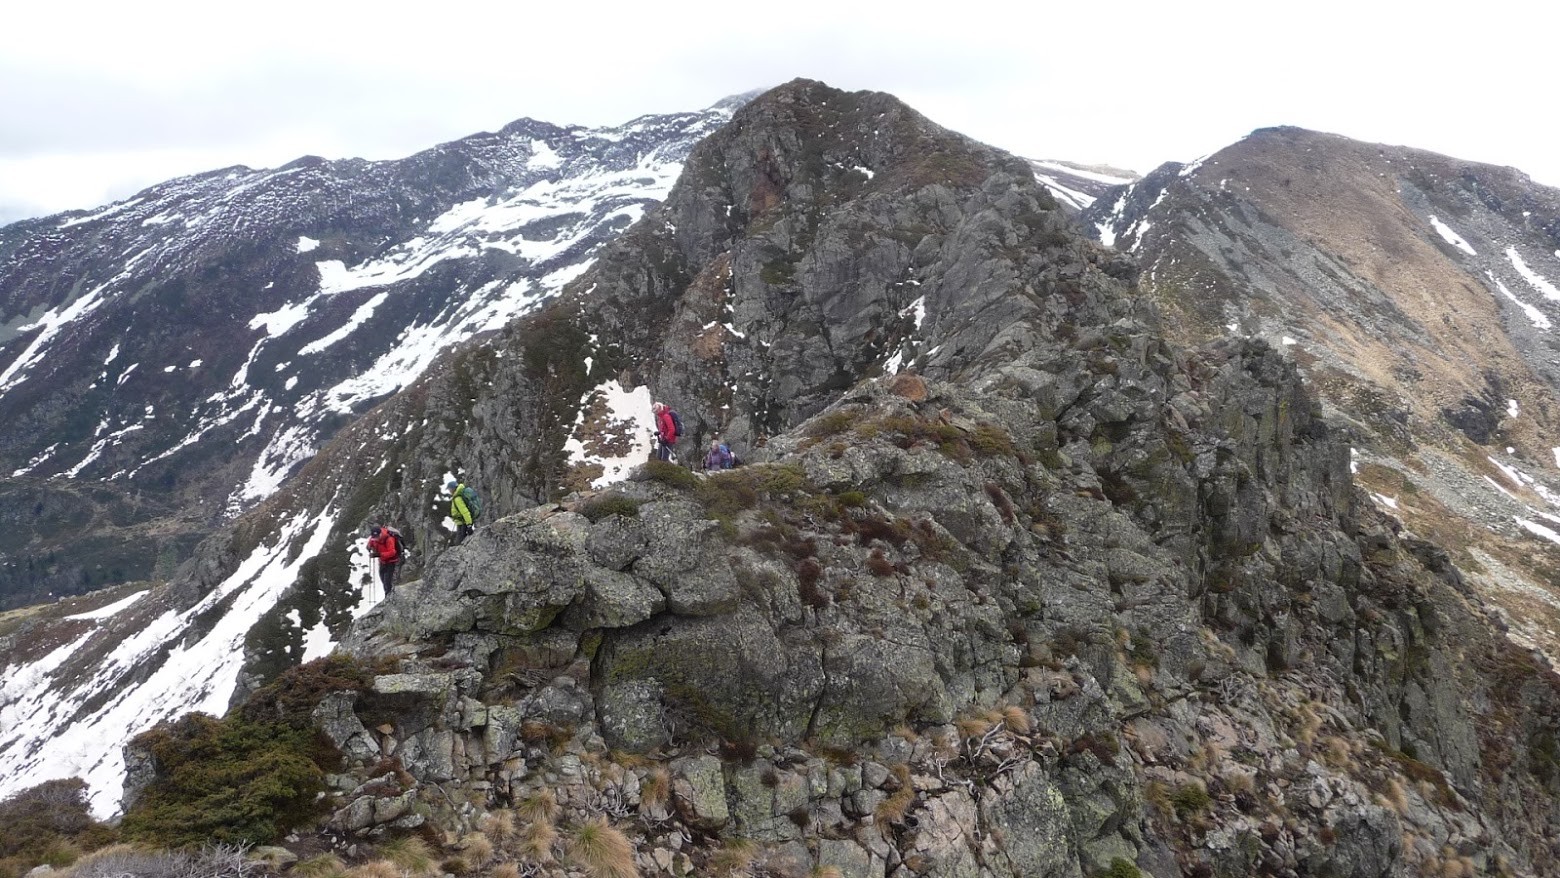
[671,754,729,831]
[979,764,1081,878]
[312,691,379,764]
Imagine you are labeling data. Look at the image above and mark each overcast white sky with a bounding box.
[4,0,1558,224]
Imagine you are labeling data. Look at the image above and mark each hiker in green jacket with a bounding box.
[447,478,478,544]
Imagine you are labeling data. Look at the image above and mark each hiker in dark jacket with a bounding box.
[366,525,403,595]
[447,479,476,544]
[652,402,678,461]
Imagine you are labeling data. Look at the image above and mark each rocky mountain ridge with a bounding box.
[4,82,1560,878]
[1079,126,1560,659]
[269,82,1560,875]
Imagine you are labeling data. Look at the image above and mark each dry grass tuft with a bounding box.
[379,836,437,876]
[1321,735,1353,768]
[955,715,994,740]
[517,789,559,824]
[1219,768,1255,796]
[346,861,401,878]
[873,765,917,835]
[1000,705,1031,735]
[293,854,348,878]
[458,832,494,868]
[565,816,637,878]
[707,838,756,876]
[1295,702,1324,746]
[639,766,671,811]
[517,818,558,863]
[480,809,517,842]
[490,864,522,878]
[1384,778,1410,813]
[810,868,844,878]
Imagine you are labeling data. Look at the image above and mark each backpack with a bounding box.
[384,526,413,560]
[668,409,684,436]
[461,485,483,520]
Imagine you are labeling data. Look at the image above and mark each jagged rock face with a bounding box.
[0,100,740,609]
[1078,127,1560,661]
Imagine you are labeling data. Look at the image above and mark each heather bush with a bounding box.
[0,778,116,878]
[578,494,644,522]
[119,711,331,847]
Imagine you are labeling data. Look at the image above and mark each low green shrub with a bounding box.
[1169,782,1211,816]
[836,490,867,508]
[1098,858,1143,878]
[0,779,116,878]
[640,460,698,490]
[120,711,333,847]
[579,495,644,522]
[806,409,857,439]
[240,653,383,728]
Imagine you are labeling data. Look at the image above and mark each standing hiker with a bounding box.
[652,402,680,462]
[447,479,480,544]
[704,437,734,470]
[366,525,405,595]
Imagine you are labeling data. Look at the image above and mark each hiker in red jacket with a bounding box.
[366,525,403,595]
[652,401,678,462]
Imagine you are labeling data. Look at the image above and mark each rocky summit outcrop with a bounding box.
[105,80,1560,876]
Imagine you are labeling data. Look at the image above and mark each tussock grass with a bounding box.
[999,705,1030,735]
[345,861,400,878]
[706,839,755,876]
[517,819,557,863]
[379,836,436,876]
[638,767,670,811]
[516,789,558,824]
[293,854,348,878]
[565,816,637,878]
[458,832,494,868]
[479,809,516,843]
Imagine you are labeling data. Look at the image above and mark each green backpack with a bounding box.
[460,485,483,520]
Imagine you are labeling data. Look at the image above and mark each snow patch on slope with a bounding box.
[1429,216,1477,256]
[0,505,337,818]
[564,381,655,489]
[64,591,148,622]
[1489,272,1553,329]
[1507,247,1560,302]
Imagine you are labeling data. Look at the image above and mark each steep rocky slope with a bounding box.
[1080,128,1560,659]
[18,80,1552,877]
[0,97,745,609]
